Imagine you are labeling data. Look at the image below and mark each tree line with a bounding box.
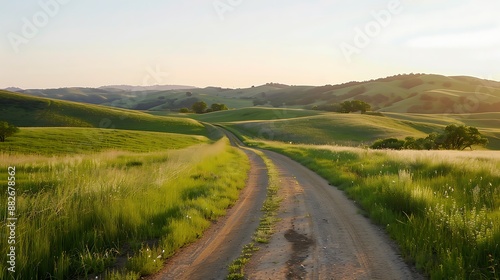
[312,100,371,113]
[371,124,488,150]
[180,102,229,114]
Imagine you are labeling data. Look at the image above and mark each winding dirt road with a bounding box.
[150,130,424,279]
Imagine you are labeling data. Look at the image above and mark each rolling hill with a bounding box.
[191,107,323,123]
[195,107,500,149]
[16,74,500,114]
[0,90,206,136]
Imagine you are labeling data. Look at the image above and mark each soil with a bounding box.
[149,130,425,280]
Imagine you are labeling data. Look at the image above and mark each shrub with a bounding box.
[371,138,405,150]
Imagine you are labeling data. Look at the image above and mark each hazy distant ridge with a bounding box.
[99,85,198,91]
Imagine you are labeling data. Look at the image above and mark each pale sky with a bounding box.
[1,0,499,89]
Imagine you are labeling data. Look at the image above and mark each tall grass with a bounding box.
[0,139,249,279]
[259,142,499,279]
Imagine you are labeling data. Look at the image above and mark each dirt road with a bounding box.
[246,150,424,279]
[150,130,424,279]
[149,132,268,280]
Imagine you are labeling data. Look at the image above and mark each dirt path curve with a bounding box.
[246,150,425,280]
[148,131,268,280]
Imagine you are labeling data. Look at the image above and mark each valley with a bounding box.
[0,74,499,279]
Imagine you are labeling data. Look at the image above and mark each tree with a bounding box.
[192,101,207,114]
[211,103,228,112]
[0,122,19,142]
[179,107,190,113]
[371,138,405,150]
[372,125,488,151]
[186,92,193,97]
[339,100,371,113]
[439,124,488,150]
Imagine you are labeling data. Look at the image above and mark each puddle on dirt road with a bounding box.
[284,228,314,280]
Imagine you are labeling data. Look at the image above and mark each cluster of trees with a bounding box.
[371,124,488,150]
[180,102,229,114]
[313,100,371,113]
[0,122,19,142]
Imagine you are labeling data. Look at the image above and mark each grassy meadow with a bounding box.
[0,132,249,279]
[0,90,206,136]
[253,140,499,279]
[226,113,435,146]
[200,108,500,149]
[190,107,323,123]
[0,127,208,155]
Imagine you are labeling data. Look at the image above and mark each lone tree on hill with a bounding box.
[192,101,207,114]
[339,100,371,113]
[0,122,19,142]
[439,124,488,150]
[211,103,228,112]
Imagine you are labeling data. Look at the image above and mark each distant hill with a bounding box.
[3,87,22,92]
[99,84,197,91]
[13,74,500,114]
[0,90,206,136]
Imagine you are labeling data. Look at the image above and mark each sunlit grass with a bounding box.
[0,138,249,279]
[255,141,500,279]
[0,127,207,155]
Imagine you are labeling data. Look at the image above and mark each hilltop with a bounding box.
[0,90,206,136]
[13,74,500,114]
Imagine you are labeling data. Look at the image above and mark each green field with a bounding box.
[191,107,323,123]
[189,108,500,149]
[0,137,249,279]
[0,90,206,136]
[2,82,500,279]
[0,127,207,155]
[226,113,434,146]
[251,140,500,279]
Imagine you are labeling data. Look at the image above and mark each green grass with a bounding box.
[227,150,281,280]
[190,107,323,123]
[0,138,249,279]
[0,90,206,136]
[226,113,432,146]
[0,127,208,155]
[255,141,500,279]
[221,112,500,150]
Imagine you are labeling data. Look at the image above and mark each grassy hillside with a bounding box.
[0,90,206,135]
[15,74,500,114]
[226,113,434,146]
[0,139,249,279]
[216,109,500,149]
[20,87,135,105]
[191,107,323,123]
[0,127,207,155]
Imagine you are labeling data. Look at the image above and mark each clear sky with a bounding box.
[1,0,499,89]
